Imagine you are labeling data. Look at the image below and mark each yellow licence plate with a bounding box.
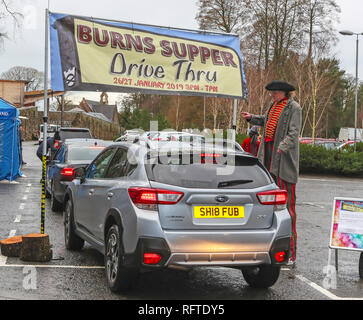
[194,206,244,218]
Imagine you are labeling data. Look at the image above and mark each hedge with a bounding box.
[299,142,363,177]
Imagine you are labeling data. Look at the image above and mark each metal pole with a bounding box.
[203,96,206,129]
[41,8,49,234]
[61,94,64,127]
[354,34,359,152]
[232,99,238,142]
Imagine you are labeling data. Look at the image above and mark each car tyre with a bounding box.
[64,199,84,250]
[241,265,281,288]
[50,182,64,212]
[51,191,63,212]
[105,225,139,292]
[45,186,51,199]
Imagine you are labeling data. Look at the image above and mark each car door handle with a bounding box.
[107,192,114,199]
[89,189,95,195]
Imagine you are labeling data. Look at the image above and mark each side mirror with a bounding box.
[74,167,86,183]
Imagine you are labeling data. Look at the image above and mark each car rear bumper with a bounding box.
[130,208,291,268]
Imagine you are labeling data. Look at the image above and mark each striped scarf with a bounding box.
[265,98,288,141]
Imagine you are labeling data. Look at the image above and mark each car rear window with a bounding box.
[40,125,58,133]
[59,129,92,140]
[145,153,272,189]
[67,146,105,161]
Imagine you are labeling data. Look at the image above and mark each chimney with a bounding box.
[100,92,109,105]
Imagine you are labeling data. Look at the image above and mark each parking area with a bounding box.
[0,141,362,300]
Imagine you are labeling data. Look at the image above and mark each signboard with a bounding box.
[329,197,363,251]
[49,12,247,99]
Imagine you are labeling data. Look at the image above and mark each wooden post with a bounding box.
[20,233,52,262]
[0,236,23,257]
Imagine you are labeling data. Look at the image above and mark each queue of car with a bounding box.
[44,128,292,292]
[300,137,357,150]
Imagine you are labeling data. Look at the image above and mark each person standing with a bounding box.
[19,124,26,165]
[36,131,60,161]
[241,126,260,156]
[241,80,302,266]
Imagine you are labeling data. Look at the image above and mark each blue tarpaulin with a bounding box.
[0,98,22,181]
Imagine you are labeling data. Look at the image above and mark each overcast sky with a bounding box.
[0,0,361,104]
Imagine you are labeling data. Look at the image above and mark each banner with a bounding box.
[49,13,247,99]
[329,197,363,251]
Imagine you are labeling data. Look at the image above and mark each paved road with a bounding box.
[0,141,362,301]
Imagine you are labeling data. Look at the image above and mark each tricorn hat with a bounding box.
[265,80,295,92]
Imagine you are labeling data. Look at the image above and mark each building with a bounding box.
[78,92,119,126]
[0,79,64,108]
[0,81,120,140]
[0,80,27,107]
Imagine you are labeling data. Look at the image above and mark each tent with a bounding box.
[0,98,22,181]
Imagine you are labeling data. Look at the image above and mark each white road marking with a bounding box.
[0,255,7,267]
[295,274,339,300]
[27,183,32,187]
[14,215,21,223]
[0,264,104,269]
[22,195,28,201]
[25,188,30,193]
[19,203,25,210]
[280,272,363,300]
[9,230,16,237]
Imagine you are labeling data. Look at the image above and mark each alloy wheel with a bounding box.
[106,232,119,284]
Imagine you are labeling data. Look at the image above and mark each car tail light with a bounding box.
[60,168,75,181]
[200,153,223,157]
[200,153,223,164]
[275,251,286,263]
[143,253,162,265]
[257,189,287,210]
[128,187,184,211]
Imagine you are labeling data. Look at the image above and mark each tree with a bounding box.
[1,66,44,91]
[0,0,23,45]
[195,0,248,33]
[300,0,340,60]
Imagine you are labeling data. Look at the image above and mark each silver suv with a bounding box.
[64,142,291,292]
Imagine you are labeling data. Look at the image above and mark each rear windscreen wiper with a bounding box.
[217,179,253,188]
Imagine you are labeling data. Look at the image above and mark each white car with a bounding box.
[115,130,143,142]
[38,124,60,144]
[152,131,205,143]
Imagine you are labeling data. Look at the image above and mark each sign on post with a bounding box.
[49,12,248,99]
[329,197,363,251]
[327,197,363,280]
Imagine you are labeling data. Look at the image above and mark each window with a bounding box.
[104,148,138,179]
[145,153,271,189]
[86,148,115,179]
[51,145,65,162]
[66,146,105,161]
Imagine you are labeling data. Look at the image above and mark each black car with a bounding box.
[46,139,111,211]
[58,127,93,141]
[48,127,94,159]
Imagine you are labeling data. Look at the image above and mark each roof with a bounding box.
[84,99,117,123]
[87,112,112,123]
[64,138,111,146]
[0,79,28,84]
[68,107,85,113]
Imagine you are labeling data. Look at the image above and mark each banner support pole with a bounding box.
[41,8,50,234]
[232,99,237,142]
